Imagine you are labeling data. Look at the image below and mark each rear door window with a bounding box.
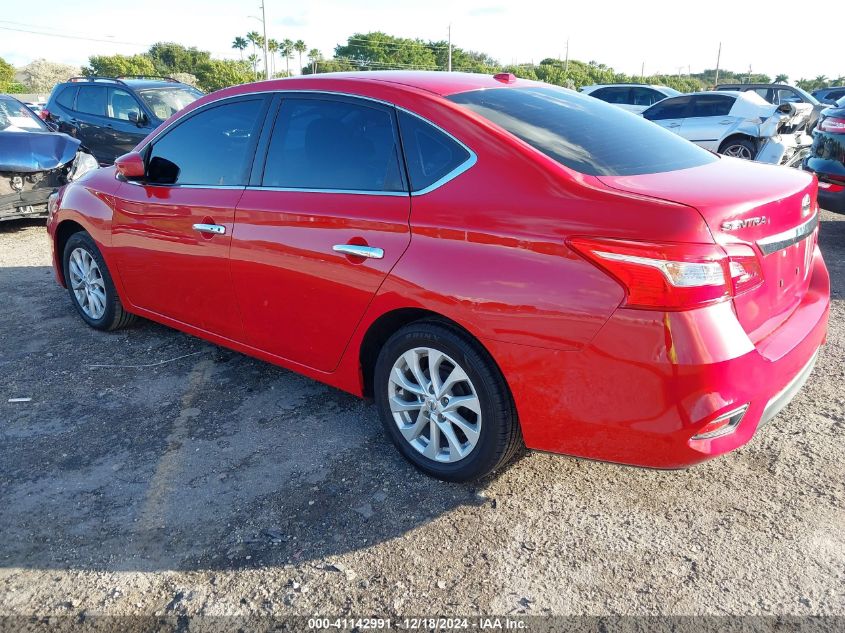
[75,86,107,116]
[262,97,405,192]
[630,87,664,107]
[591,87,631,104]
[448,87,714,176]
[398,111,470,192]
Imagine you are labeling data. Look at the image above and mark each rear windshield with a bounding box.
[138,86,203,120]
[0,96,48,133]
[447,86,717,176]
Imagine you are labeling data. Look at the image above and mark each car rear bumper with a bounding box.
[484,245,830,468]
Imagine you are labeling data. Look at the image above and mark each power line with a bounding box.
[0,24,147,46]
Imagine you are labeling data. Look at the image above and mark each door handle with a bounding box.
[667,123,681,128]
[333,244,384,259]
[193,223,226,235]
[719,120,734,125]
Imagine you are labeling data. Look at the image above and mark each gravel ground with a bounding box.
[0,211,843,627]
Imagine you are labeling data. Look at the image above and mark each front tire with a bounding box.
[374,321,522,482]
[63,231,136,331]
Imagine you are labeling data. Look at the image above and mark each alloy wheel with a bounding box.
[68,247,106,320]
[722,144,754,160]
[388,347,482,463]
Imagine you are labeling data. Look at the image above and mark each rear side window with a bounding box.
[449,87,715,177]
[631,87,664,107]
[398,111,470,192]
[147,98,264,186]
[76,86,106,116]
[262,97,405,192]
[55,86,76,109]
[688,95,735,117]
[642,96,690,120]
[591,87,630,104]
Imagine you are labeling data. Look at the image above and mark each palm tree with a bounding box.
[774,73,789,84]
[307,48,322,74]
[294,40,307,75]
[282,39,294,77]
[247,53,259,80]
[246,31,260,58]
[268,39,279,76]
[232,36,248,60]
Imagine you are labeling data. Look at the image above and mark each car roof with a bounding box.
[224,71,537,98]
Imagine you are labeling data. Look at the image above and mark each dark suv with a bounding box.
[44,76,203,165]
[715,83,824,130]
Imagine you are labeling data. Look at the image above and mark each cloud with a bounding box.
[468,5,506,17]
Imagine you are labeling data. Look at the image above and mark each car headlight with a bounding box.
[67,151,99,182]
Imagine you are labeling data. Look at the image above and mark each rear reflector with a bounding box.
[569,238,754,310]
[691,404,749,441]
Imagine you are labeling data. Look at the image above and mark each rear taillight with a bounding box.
[569,238,762,311]
[39,109,49,121]
[818,116,845,134]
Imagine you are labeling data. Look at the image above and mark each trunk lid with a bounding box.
[598,157,818,343]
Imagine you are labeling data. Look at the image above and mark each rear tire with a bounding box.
[374,321,522,482]
[719,138,757,160]
[62,231,136,331]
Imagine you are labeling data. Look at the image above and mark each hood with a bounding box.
[0,131,81,173]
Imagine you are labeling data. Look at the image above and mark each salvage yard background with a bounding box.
[1,212,843,617]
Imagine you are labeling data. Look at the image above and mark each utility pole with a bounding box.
[261,0,270,80]
[746,63,752,83]
[640,61,645,82]
[714,41,721,88]
[447,24,452,72]
[564,37,569,72]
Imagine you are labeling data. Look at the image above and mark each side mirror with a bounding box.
[127,111,147,127]
[114,152,146,180]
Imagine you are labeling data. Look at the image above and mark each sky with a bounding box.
[1,0,841,82]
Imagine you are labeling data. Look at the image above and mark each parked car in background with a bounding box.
[22,101,46,118]
[44,76,203,165]
[580,83,680,113]
[811,87,845,106]
[0,94,98,221]
[642,91,813,167]
[804,96,845,212]
[47,72,828,482]
[716,83,824,130]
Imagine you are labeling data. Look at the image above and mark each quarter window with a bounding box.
[76,86,107,116]
[147,98,264,186]
[262,97,405,192]
[398,111,470,192]
[55,86,77,109]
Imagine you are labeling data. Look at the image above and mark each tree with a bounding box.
[294,40,307,75]
[85,54,156,78]
[194,59,254,92]
[268,39,279,76]
[335,32,437,70]
[775,73,789,83]
[304,57,356,75]
[246,31,261,77]
[281,39,294,76]
[232,36,248,60]
[19,59,82,92]
[147,42,210,75]
[306,48,323,74]
[0,57,15,91]
[246,53,260,80]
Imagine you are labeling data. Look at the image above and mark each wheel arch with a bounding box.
[54,219,88,287]
[357,307,501,399]
[718,133,758,154]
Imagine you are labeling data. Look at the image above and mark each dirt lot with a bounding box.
[1,211,843,626]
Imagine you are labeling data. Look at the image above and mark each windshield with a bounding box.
[447,86,717,177]
[837,96,845,108]
[138,86,203,120]
[792,86,820,105]
[0,96,48,132]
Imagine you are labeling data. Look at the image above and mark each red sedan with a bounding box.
[46,72,830,481]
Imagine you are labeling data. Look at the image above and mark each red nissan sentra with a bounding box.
[46,72,830,481]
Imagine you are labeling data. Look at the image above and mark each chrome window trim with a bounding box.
[138,87,477,197]
[246,186,407,197]
[756,212,818,256]
[122,179,245,190]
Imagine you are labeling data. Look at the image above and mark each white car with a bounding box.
[641,91,813,167]
[580,84,681,113]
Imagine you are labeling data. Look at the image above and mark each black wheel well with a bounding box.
[55,220,87,286]
[719,134,757,152]
[359,308,476,397]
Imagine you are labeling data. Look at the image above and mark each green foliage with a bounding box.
[194,59,254,92]
[335,32,438,70]
[302,57,357,75]
[85,54,156,77]
[796,76,845,91]
[0,57,15,90]
[147,42,211,76]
